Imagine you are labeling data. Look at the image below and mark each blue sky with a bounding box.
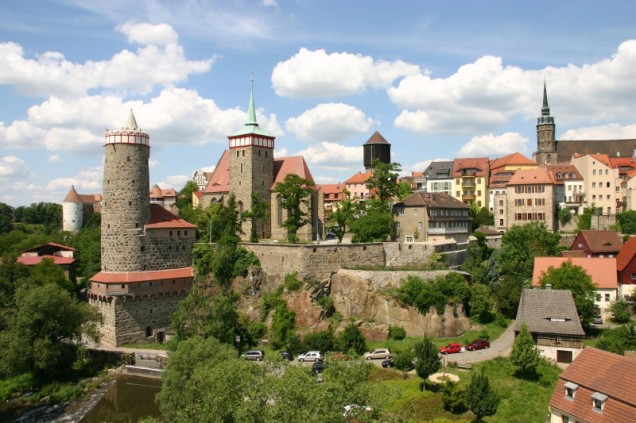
[1,0,636,206]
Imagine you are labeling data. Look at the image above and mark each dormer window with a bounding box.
[564,381,578,399]
[591,392,607,412]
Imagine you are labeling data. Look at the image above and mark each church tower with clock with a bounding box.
[533,82,556,164]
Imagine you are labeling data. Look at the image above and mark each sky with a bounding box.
[1,1,636,207]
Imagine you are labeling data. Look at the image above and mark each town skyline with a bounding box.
[1,0,636,207]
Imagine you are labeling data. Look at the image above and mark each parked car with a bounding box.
[381,358,414,371]
[593,315,603,324]
[241,350,265,361]
[342,404,372,417]
[364,348,392,360]
[280,351,293,361]
[439,343,463,354]
[311,360,327,374]
[465,339,490,351]
[297,351,323,362]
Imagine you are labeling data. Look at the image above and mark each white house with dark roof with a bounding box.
[515,288,585,364]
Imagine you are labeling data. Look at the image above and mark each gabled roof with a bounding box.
[556,139,636,163]
[395,191,470,210]
[489,152,536,170]
[560,250,587,258]
[146,204,196,229]
[273,156,314,187]
[532,257,618,289]
[453,157,489,177]
[318,183,345,200]
[150,185,163,198]
[616,236,636,271]
[364,131,390,145]
[16,255,75,266]
[546,164,583,184]
[514,288,585,336]
[507,167,555,185]
[91,267,193,284]
[203,150,230,194]
[346,171,373,184]
[572,230,623,254]
[550,348,636,422]
[423,160,453,178]
[21,242,75,254]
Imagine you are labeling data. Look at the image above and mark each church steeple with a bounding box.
[533,82,556,164]
[232,77,271,137]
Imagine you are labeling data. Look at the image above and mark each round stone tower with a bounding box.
[101,110,150,272]
[62,185,84,233]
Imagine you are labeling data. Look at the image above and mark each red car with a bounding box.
[465,339,490,351]
[439,342,463,354]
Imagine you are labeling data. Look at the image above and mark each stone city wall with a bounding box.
[90,292,186,346]
[144,229,195,271]
[243,243,385,281]
[384,240,468,269]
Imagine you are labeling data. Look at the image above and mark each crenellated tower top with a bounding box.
[105,109,150,146]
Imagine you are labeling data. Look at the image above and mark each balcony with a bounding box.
[565,192,585,205]
[428,227,468,235]
[462,179,476,188]
[462,193,475,201]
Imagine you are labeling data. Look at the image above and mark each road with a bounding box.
[439,323,515,365]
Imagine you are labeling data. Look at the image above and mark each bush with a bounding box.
[0,373,35,401]
[47,383,85,404]
[302,330,335,353]
[442,381,468,414]
[283,271,303,291]
[495,313,509,328]
[388,325,406,340]
[317,296,334,311]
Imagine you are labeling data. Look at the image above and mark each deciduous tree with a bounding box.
[336,321,367,355]
[414,337,440,388]
[274,174,315,243]
[539,261,596,324]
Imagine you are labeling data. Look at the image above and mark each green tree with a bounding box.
[414,337,441,388]
[497,222,561,284]
[393,348,415,377]
[471,205,494,231]
[442,381,468,414]
[608,297,631,323]
[466,368,500,421]
[72,212,101,282]
[176,180,199,212]
[0,280,100,380]
[271,301,296,349]
[0,202,13,235]
[336,321,367,355]
[31,257,76,297]
[470,283,495,323]
[577,205,594,230]
[366,160,402,206]
[596,321,636,354]
[617,211,636,234]
[274,174,315,243]
[242,192,269,243]
[329,188,357,243]
[558,207,572,227]
[510,323,540,375]
[171,287,249,348]
[350,209,393,243]
[539,261,596,324]
[397,180,413,200]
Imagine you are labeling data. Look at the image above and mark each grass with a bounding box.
[368,319,511,353]
[369,357,561,422]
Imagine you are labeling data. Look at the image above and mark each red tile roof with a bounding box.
[573,230,623,254]
[319,183,345,201]
[17,255,75,266]
[273,156,314,187]
[91,267,193,283]
[453,157,489,177]
[616,237,636,272]
[345,171,373,184]
[546,164,583,184]
[489,152,536,170]
[507,167,555,185]
[532,257,618,289]
[203,150,230,194]
[549,347,636,422]
[21,242,75,253]
[146,204,196,229]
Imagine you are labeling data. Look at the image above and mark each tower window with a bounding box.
[242,150,245,157]
[265,152,268,158]
[236,151,239,157]
[127,156,130,162]
[129,201,132,206]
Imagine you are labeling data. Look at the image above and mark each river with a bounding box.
[1,375,162,423]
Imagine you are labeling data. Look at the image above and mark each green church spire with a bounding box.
[232,76,272,137]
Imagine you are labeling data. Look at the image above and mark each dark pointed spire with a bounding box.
[541,81,550,116]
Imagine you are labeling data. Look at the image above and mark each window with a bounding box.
[593,170,596,175]
[631,272,636,280]
[596,294,601,301]
[562,417,569,423]
[564,381,578,399]
[606,182,610,188]
[399,208,405,215]
[414,209,418,216]
[456,191,460,197]
[605,293,610,302]
[591,392,607,412]
[405,236,413,243]
[499,219,503,226]
[499,200,503,206]
[605,169,609,175]
[418,222,423,229]
[592,182,596,188]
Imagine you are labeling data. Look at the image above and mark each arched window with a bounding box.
[238,201,244,215]
[277,195,283,226]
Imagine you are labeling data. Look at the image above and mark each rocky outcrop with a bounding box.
[330,269,471,340]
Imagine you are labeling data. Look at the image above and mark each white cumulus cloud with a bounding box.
[272,48,420,98]
[0,156,29,178]
[457,132,530,158]
[286,103,376,142]
[561,123,636,140]
[295,142,362,172]
[117,22,179,46]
